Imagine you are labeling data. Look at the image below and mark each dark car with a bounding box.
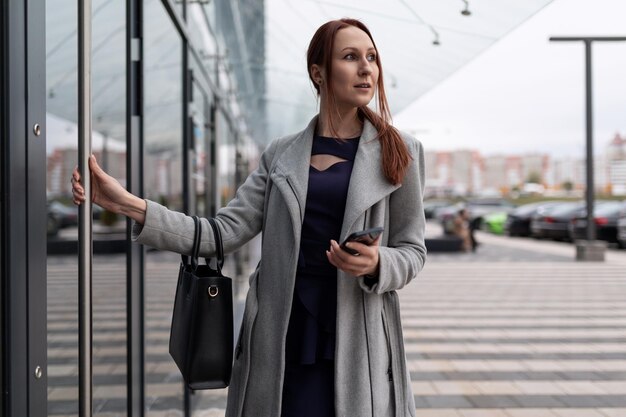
[47,207,60,237]
[47,201,104,228]
[530,201,585,240]
[423,199,452,219]
[48,201,78,228]
[505,201,563,237]
[618,205,626,249]
[569,201,626,246]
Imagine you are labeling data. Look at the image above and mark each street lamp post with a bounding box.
[549,36,626,261]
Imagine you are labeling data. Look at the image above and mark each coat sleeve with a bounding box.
[358,136,427,294]
[131,139,279,257]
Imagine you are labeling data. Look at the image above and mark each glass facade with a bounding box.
[42,0,263,415]
[4,0,264,414]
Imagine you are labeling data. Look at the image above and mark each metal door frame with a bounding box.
[1,0,47,416]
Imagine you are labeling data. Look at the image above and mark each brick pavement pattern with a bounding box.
[46,230,626,417]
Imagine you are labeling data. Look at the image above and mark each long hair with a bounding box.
[306,18,411,185]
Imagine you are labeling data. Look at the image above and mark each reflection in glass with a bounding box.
[144,0,183,211]
[91,0,129,415]
[190,77,211,217]
[217,110,237,209]
[187,2,218,79]
[144,0,185,414]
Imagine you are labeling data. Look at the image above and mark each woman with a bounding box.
[73,18,426,417]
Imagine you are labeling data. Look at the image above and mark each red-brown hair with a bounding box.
[306,18,411,185]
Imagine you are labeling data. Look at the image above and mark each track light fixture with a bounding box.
[461,0,471,16]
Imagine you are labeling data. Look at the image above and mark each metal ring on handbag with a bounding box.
[208,285,219,298]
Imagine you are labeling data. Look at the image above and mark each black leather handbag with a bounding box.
[169,216,233,390]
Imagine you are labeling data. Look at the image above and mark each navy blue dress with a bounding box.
[281,134,360,417]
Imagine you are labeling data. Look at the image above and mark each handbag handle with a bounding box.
[208,217,224,274]
[181,216,202,271]
[181,216,224,275]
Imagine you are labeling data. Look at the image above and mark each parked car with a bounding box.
[530,201,585,240]
[47,201,104,228]
[618,205,626,248]
[505,201,563,237]
[47,206,60,237]
[569,201,626,246]
[423,199,452,219]
[48,201,78,228]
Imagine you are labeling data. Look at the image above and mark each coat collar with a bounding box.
[273,114,401,239]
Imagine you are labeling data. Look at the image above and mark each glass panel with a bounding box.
[143,0,184,413]
[91,0,128,415]
[187,2,218,79]
[46,1,80,414]
[189,55,213,218]
[217,110,236,210]
[190,83,206,217]
[174,0,185,21]
[46,0,128,415]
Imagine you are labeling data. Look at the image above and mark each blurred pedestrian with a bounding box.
[468,215,480,252]
[453,208,472,251]
[72,18,426,417]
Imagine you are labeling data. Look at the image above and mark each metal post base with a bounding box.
[575,240,607,262]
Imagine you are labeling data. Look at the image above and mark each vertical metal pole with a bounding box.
[126,0,145,415]
[78,0,93,415]
[584,40,595,242]
[181,5,192,414]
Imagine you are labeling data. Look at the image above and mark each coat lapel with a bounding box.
[340,119,400,239]
[272,116,317,224]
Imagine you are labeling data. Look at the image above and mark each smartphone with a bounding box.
[340,227,384,255]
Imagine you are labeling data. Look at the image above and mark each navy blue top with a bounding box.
[285,134,360,365]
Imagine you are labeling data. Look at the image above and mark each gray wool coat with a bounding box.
[132,115,427,417]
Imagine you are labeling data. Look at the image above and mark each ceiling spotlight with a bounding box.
[461,0,471,16]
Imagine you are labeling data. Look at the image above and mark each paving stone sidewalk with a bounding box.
[46,227,626,416]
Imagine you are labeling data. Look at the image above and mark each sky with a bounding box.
[394,0,626,159]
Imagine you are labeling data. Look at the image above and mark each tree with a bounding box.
[526,171,542,184]
[562,181,574,192]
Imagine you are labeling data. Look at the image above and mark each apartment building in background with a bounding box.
[424,133,625,197]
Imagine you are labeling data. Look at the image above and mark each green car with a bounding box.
[482,211,508,235]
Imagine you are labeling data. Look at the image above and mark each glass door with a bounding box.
[46,0,129,414]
